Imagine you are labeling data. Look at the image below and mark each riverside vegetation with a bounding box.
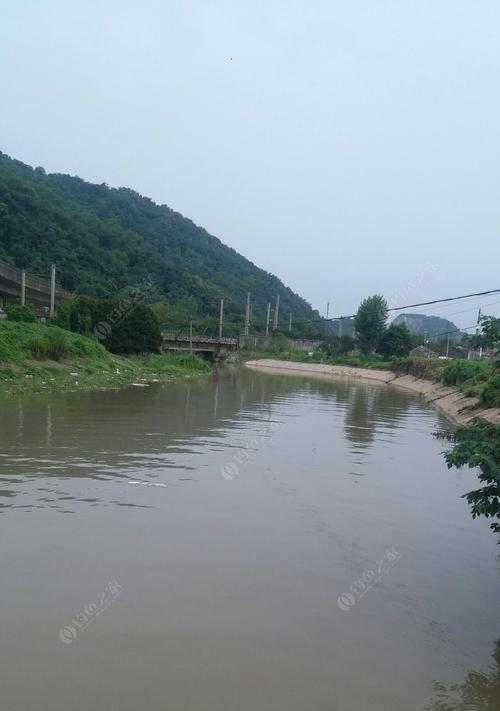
[0,320,210,395]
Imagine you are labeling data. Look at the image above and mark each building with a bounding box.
[409,345,435,358]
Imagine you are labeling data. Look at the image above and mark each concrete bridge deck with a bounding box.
[0,260,70,307]
[161,332,239,358]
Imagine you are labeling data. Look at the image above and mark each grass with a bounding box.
[0,321,110,362]
[0,321,210,395]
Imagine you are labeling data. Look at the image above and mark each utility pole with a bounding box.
[476,307,483,359]
[445,335,450,358]
[288,312,292,332]
[265,301,271,337]
[21,270,26,306]
[189,316,193,355]
[244,292,250,336]
[339,317,343,337]
[49,264,56,317]
[326,302,329,319]
[273,294,280,331]
[219,299,224,338]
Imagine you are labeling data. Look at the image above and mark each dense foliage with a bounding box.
[54,296,161,354]
[0,151,318,332]
[354,295,388,354]
[441,360,490,386]
[5,303,36,322]
[377,323,413,358]
[467,315,500,353]
[445,419,500,538]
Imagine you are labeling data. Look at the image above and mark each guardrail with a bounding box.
[0,259,70,297]
[161,332,238,345]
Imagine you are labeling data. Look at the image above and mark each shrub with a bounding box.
[442,360,489,386]
[29,330,67,360]
[481,372,500,408]
[391,356,413,374]
[29,335,51,359]
[5,303,36,322]
[95,302,161,354]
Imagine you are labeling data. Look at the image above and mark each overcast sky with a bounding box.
[1,0,499,327]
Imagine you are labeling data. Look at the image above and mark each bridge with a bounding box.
[0,259,71,312]
[161,332,239,360]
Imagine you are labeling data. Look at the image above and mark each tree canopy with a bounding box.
[0,151,319,330]
[354,295,388,354]
[377,323,413,359]
[445,418,500,538]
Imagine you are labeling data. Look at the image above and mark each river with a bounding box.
[0,367,499,711]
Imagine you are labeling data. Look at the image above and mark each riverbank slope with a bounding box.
[0,321,210,395]
[245,358,500,425]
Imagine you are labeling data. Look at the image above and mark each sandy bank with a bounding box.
[245,359,500,426]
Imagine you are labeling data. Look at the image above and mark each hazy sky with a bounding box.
[1,1,499,327]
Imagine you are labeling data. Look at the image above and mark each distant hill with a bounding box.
[0,151,319,328]
[393,313,463,342]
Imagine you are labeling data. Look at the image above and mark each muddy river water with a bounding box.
[0,367,499,710]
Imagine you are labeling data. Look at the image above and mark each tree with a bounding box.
[0,149,321,337]
[95,302,161,355]
[354,295,388,354]
[444,418,500,538]
[53,296,161,354]
[377,323,413,359]
[466,315,500,353]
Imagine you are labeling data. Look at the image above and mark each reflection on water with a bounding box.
[0,366,498,711]
[0,367,432,512]
[426,639,500,710]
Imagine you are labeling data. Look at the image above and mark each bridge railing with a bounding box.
[0,259,71,297]
[161,331,238,345]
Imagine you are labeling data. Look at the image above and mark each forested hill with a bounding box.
[0,151,318,325]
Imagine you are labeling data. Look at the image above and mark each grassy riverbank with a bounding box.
[240,344,393,370]
[0,321,210,395]
[241,344,500,410]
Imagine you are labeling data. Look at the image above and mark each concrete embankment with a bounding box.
[245,359,500,426]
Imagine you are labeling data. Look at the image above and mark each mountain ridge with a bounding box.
[392,313,463,342]
[0,151,318,326]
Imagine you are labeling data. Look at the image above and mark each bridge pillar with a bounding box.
[21,270,26,306]
[49,264,56,317]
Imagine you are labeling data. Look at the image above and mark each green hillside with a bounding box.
[0,151,318,330]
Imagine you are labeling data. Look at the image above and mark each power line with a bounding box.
[246,288,500,329]
[306,287,500,325]
[436,299,500,319]
[426,324,478,341]
[213,287,500,335]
